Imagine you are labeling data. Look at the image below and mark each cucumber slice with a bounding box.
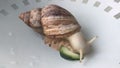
[59,46,80,60]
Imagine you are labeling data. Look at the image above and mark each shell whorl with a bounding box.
[41,4,81,38]
[19,8,43,34]
[19,8,42,28]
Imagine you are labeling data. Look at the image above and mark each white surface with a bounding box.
[0,0,120,68]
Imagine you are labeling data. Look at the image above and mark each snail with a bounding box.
[19,4,97,62]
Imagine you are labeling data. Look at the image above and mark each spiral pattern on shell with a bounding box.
[41,4,81,38]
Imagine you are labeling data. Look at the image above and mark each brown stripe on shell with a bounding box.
[46,27,80,38]
[41,4,73,17]
[41,16,77,26]
[44,24,79,35]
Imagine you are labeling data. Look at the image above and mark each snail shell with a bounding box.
[19,4,82,50]
[41,4,81,38]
